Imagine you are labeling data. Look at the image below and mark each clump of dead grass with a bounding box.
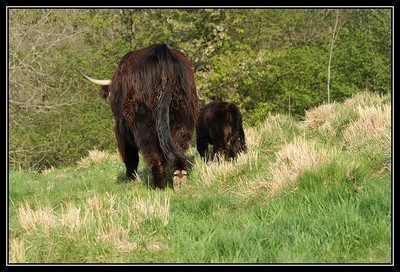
[9,238,27,263]
[97,225,138,253]
[18,203,57,234]
[242,138,333,198]
[342,104,391,151]
[269,138,332,195]
[195,151,252,187]
[301,103,337,131]
[77,149,117,169]
[244,126,263,152]
[343,91,388,108]
[15,192,171,256]
[41,166,56,175]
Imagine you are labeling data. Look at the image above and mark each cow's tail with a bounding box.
[154,44,186,162]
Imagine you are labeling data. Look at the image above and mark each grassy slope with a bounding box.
[8,92,392,264]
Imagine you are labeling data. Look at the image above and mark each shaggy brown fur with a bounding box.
[196,101,247,161]
[85,44,199,190]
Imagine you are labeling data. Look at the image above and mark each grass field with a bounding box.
[8,92,392,264]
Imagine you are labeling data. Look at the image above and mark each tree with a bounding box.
[8,8,392,170]
[327,9,345,104]
[8,9,115,170]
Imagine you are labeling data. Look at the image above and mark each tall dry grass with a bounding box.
[11,191,171,262]
[343,104,391,151]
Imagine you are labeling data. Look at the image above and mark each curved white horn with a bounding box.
[77,69,111,86]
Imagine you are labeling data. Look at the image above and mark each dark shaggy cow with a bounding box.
[78,43,199,191]
[196,101,247,161]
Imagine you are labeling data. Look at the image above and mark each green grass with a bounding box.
[8,93,392,264]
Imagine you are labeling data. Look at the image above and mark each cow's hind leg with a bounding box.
[171,123,193,192]
[124,142,139,180]
[129,103,169,189]
[142,153,168,190]
[151,159,168,190]
[115,122,139,181]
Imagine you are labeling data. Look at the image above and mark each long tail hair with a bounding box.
[152,44,187,161]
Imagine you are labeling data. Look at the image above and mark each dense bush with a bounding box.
[8,8,392,170]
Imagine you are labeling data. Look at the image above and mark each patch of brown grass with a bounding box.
[343,104,391,151]
[97,225,137,253]
[42,166,55,175]
[195,150,256,187]
[134,195,171,226]
[344,91,387,108]
[18,203,57,234]
[301,103,337,131]
[243,138,333,198]
[14,192,171,256]
[269,139,331,194]
[9,238,27,263]
[77,149,118,169]
[146,242,167,252]
[244,126,263,152]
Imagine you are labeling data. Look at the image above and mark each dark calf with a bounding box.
[196,101,247,161]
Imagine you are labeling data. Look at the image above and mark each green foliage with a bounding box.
[8,8,392,170]
[333,9,391,96]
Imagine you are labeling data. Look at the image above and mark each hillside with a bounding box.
[8,92,392,264]
[9,9,392,171]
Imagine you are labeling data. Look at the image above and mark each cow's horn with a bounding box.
[77,69,111,86]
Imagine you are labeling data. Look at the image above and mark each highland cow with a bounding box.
[78,44,199,191]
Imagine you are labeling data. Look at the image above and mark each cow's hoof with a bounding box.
[173,170,187,192]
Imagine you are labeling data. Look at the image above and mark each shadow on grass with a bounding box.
[115,153,197,191]
[115,168,151,187]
